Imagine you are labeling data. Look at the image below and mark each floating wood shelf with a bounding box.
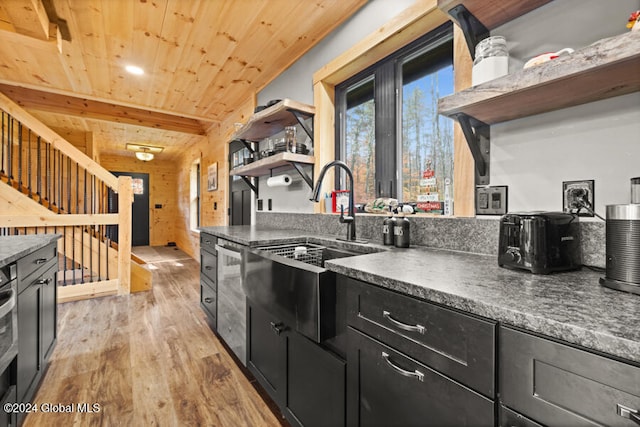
[230,152,315,178]
[233,99,316,142]
[438,0,552,30]
[439,30,640,125]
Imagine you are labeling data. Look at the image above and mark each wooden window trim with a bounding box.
[312,0,474,216]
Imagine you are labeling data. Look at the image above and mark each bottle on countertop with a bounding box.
[382,207,396,246]
[394,214,410,248]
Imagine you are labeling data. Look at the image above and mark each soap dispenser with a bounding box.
[382,207,396,246]
[394,214,410,248]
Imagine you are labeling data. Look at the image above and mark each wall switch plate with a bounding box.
[214,202,217,210]
[563,180,594,217]
[476,186,508,215]
[154,204,162,209]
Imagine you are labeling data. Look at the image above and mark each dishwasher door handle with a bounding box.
[215,244,242,260]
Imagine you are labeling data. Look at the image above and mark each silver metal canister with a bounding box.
[631,177,640,204]
[394,216,410,248]
[382,215,396,246]
[599,204,640,295]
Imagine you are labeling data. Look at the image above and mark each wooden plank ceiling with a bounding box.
[0,0,367,159]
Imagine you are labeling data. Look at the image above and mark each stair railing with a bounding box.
[0,92,132,299]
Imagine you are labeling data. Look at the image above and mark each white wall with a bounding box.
[490,0,640,218]
[257,0,640,216]
[256,0,415,213]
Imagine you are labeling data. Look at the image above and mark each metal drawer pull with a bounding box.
[205,266,213,270]
[203,298,213,304]
[204,240,211,244]
[381,352,424,382]
[617,404,640,425]
[270,321,284,336]
[382,310,426,334]
[35,258,49,264]
[37,278,52,285]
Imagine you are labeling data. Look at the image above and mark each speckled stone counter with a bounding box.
[200,225,640,364]
[0,234,61,269]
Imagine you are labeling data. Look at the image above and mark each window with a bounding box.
[336,23,454,213]
[190,159,201,231]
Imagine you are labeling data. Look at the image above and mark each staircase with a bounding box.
[0,91,151,302]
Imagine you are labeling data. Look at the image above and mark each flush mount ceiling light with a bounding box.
[125,64,144,75]
[135,150,154,161]
[126,143,163,162]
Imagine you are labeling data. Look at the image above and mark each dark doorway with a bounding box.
[108,172,150,246]
[229,140,253,225]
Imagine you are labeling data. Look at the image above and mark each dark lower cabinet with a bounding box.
[200,233,217,330]
[500,326,640,427]
[286,332,345,427]
[40,267,57,363]
[247,303,287,408]
[200,277,217,328]
[0,383,16,427]
[16,246,58,427]
[347,327,494,427]
[16,280,41,405]
[247,301,346,427]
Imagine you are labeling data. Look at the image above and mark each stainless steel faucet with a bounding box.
[310,160,357,242]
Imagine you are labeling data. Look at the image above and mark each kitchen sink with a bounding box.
[253,241,366,268]
[242,239,379,342]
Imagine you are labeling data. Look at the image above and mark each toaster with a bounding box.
[498,212,581,274]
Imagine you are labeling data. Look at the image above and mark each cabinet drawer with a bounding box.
[346,277,496,397]
[200,250,217,283]
[200,233,217,254]
[18,256,56,295]
[17,243,57,283]
[500,327,640,426]
[200,281,217,325]
[347,327,494,427]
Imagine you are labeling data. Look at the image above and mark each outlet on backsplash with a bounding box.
[563,180,594,217]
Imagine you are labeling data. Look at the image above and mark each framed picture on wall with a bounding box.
[207,162,218,191]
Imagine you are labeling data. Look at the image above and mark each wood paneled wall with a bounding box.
[99,154,178,247]
[174,96,255,259]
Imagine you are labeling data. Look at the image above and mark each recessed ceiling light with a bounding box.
[125,65,144,75]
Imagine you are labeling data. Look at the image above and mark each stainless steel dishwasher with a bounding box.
[215,240,246,365]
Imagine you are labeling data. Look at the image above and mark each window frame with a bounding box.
[334,22,454,203]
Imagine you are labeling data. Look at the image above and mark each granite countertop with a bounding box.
[201,226,640,364]
[0,234,61,269]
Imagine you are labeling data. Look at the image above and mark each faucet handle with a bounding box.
[339,204,353,224]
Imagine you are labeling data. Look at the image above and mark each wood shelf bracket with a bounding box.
[455,113,490,185]
[447,4,489,60]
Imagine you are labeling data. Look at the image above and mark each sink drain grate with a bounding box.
[258,243,326,266]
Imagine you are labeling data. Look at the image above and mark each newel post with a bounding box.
[117,175,133,295]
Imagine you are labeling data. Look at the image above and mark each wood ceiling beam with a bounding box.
[2,0,50,40]
[0,84,208,135]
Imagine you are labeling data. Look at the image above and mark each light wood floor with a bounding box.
[25,246,284,427]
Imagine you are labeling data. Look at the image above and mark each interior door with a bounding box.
[229,140,253,225]
[108,172,150,246]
